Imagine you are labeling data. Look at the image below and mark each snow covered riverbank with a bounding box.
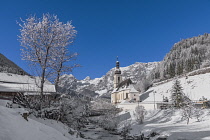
[0,100,83,140]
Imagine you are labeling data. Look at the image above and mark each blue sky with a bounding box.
[1,0,210,80]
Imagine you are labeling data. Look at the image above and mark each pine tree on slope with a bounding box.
[171,78,185,108]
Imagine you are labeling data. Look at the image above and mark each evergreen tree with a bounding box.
[171,78,185,108]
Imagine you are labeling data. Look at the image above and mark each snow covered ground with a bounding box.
[125,109,210,140]
[0,100,83,140]
[1,71,210,140]
[118,72,210,139]
[141,72,210,102]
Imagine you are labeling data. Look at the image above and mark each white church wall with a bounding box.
[117,102,157,110]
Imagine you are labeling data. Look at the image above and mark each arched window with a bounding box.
[118,77,120,83]
[126,93,128,99]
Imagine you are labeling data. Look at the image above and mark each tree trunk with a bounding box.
[55,71,61,92]
[187,117,189,125]
[40,68,46,100]
[55,61,63,92]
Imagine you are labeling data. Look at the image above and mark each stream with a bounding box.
[80,124,121,140]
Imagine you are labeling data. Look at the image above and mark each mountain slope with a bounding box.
[152,33,210,82]
[0,53,28,75]
[58,62,159,98]
[141,68,210,103]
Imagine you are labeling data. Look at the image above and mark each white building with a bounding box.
[111,60,140,104]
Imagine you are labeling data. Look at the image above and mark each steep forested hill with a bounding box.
[152,33,210,82]
[0,53,28,75]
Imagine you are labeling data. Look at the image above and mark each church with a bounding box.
[111,60,140,104]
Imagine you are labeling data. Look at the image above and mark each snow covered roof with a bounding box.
[0,73,56,93]
[23,92,52,95]
[117,78,133,89]
[129,84,139,93]
[113,78,139,93]
[0,73,35,84]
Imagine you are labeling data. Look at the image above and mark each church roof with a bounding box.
[116,78,132,89]
[113,78,139,93]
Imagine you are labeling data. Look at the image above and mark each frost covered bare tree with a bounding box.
[51,45,79,91]
[181,103,194,125]
[18,13,77,97]
[58,95,91,131]
[120,120,132,140]
[91,99,120,131]
[193,107,204,122]
[133,105,146,124]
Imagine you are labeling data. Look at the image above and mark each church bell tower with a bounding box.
[114,57,122,88]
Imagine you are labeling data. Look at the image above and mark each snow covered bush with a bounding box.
[12,92,91,133]
[193,108,204,122]
[133,105,146,124]
[90,99,120,131]
[99,111,119,131]
[181,104,194,124]
[58,95,91,131]
[120,120,132,140]
[13,92,31,108]
[137,78,153,92]
[13,93,50,110]
[91,98,117,110]
[12,93,60,119]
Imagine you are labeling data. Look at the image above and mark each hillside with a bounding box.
[152,33,210,82]
[141,68,210,104]
[118,70,210,139]
[0,53,28,75]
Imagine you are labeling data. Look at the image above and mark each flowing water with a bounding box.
[80,124,121,140]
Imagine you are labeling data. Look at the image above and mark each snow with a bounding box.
[0,73,35,84]
[113,82,138,93]
[95,89,107,96]
[59,61,159,97]
[83,76,91,81]
[0,82,55,93]
[0,72,56,93]
[1,69,210,139]
[89,78,101,85]
[141,72,210,103]
[120,100,130,104]
[124,109,210,140]
[0,100,82,140]
[118,101,210,139]
[117,72,210,139]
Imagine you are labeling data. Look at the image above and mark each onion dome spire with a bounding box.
[115,56,121,74]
